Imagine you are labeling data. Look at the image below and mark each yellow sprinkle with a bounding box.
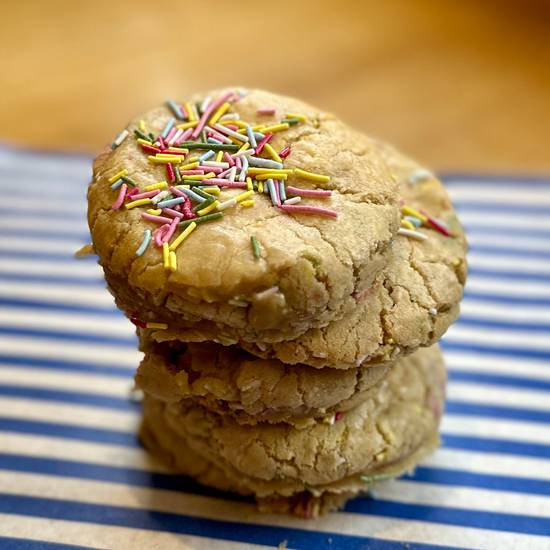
[215,150,224,162]
[256,172,288,181]
[148,155,182,164]
[166,147,188,155]
[185,102,197,122]
[139,120,147,132]
[202,186,220,196]
[235,190,254,203]
[262,123,290,133]
[294,167,330,183]
[221,119,247,128]
[125,198,151,209]
[286,112,307,123]
[240,199,255,208]
[147,208,162,215]
[400,205,427,223]
[144,181,168,191]
[146,322,168,330]
[263,143,282,163]
[175,120,198,130]
[401,219,415,230]
[246,177,253,191]
[179,161,199,171]
[197,200,219,216]
[236,141,251,155]
[137,138,153,146]
[182,172,215,181]
[188,156,199,163]
[209,102,231,126]
[169,251,177,272]
[258,181,264,193]
[162,242,170,268]
[108,169,128,184]
[169,222,197,251]
[248,167,293,175]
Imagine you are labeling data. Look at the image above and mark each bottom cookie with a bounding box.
[140,345,445,516]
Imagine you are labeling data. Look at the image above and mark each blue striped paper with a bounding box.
[0,144,549,549]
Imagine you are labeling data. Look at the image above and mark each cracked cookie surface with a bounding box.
[140,344,445,501]
[88,89,400,343]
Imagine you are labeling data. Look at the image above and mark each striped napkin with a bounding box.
[0,145,548,549]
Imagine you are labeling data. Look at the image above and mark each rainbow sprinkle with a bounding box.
[398,201,454,240]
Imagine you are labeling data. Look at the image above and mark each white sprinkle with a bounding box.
[429,307,438,315]
[228,166,237,182]
[409,168,433,185]
[397,228,428,241]
[214,123,249,142]
[284,196,301,205]
[232,147,255,158]
[112,129,129,147]
[200,96,212,114]
[254,286,279,300]
[151,190,170,204]
[202,161,230,168]
[217,198,237,211]
[220,113,240,121]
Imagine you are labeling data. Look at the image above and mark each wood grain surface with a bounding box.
[1,0,549,172]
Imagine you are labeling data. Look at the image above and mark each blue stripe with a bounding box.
[441,172,550,185]
[458,315,550,333]
[465,224,550,239]
[0,273,104,286]
[0,207,84,220]
[464,290,550,307]
[0,537,98,550]
[468,267,550,283]
[0,354,132,378]
[0,250,94,262]
[0,298,119,315]
[446,400,550,424]
[449,370,550,392]
[0,385,137,412]
[343,497,550,536]
[0,228,88,241]
[441,341,550,362]
[443,434,550,458]
[469,245,550,260]
[406,466,550,496]
[0,326,136,347]
[0,417,138,447]
[0,494,461,550]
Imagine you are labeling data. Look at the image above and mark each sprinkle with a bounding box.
[136,138,153,147]
[285,186,332,197]
[229,298,249,307]
[151,190,170,204]
[139,120,147,132]
[197,200,220,216]
[108,169,128,184]
[217,198,237,211]
[134,129,150,141]
[163,207,184,218]
[146,322,168,330]
[246,177,253,191]
[125,198,151,209]
[200,186,220,196]
[263,143,283,163]
[279,204,338,218]
[241,199,254,207]
[360,474,394,484]
[157,197,186,209]
[238,155,249,182]
[245,236,262,263]
[201,178,247,188]
[179,212,223,228]
[281,118,300,126]
[192,91,235,138]
[112,129,129,149]
[179,161,199,171]
[285,112,307,123]
[401,219,415,230]
[142,213,173,224]
[175,121,198,131]
[111,179,124,190]
[147,208,162,215]
[199,96,211,114]
[130,190,160,200]
[234,190,254,203]
[404,215,422,227]
[255,132,273,154]
[278,180,287,202]
[144,181,168,192]
[135,230,152,256]
[267,179,279,206]
[112,184,128,210]
[284,196,301,205]
[245,125,257,148]
[293,167,330,183]
[199,150,215,162]
[162,242,170,268]
[429,307,438,315]
[409,169,433,185]
[400,206,427,224]
[202,160,229,168]
[258,181,264,193]
[161,118,176,138]
[121,175,138,187]
[169,221,197,251]
[209,102,231,125]
[175,186,207,203]
[397,228,428,241]
[255,286,279,300]
[257,107,276,115]
[220,113,240,122]
[262,123,290,133]
[179,141,240,152]
[148,155,182,164]
[423,212,453,237]
[167,100,185,119]
[248,157,283,170]
[255,172,288,181]
[279,146,291,159]
[248,167,293,175]
[167,250,177,271]
[126,187,139,199]
[214,123,249,142]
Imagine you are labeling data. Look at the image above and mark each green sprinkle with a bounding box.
[121,175,138,187]
[192,196,214,212]
[133,129,149,141]
[281,118,300,126]
[177,142,240,152]
[175,165,182,183]
[192,187,214,201]
[179,212,223,228]
[360,474,394,484]
[252,180,258,191]
[201,130,208,144]
[250,236,261,259]
[148,132,156,142]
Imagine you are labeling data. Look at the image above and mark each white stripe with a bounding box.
[0,397,138,431]
[8,196,87,213]
[468,232,550,253]
[0,365,132,396]
[442,415,550,445]
[446,324,550,352]
[0,217,87,234]
[466,276,550,298]
[0,515,261,550]
[0,258,101,279]
[468,251,550,275]
[0,335,140,367]
[449,185,550,206]
[0,236,90,255]
[445,350,550,382]
[459,211,550,231]
[460,300,550,324]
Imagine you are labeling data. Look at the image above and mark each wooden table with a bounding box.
[1,0,549,172]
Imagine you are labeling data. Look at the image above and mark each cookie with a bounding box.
[140,345,445,510]
[136,339,390,426]
[146,148,467,368]
[88,89,401,344]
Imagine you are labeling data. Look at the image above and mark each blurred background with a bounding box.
[0,0,549,172]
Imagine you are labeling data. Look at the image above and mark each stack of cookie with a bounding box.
[88,89,467,517]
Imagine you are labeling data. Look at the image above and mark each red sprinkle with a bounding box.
[423,212,453,237]
[334,411,343,422]
[129,317,146,329]
[126,187,139,199]
[255,132,273,154]
[140,144,161,155]
[181,196,196,219]
[166,162,175,183]
[279,146,291,159]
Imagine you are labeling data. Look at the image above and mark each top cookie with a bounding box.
[88,89,400,343]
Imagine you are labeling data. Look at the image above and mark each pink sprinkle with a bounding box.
[163,207,184,218]
[206,128,231,143]
[279,204,338,218]
[166,162,175,183]
[279,146,291,159]
[142,213,173,224]
[112,184,127,210]
[165,127,177,143]
[162,216,179,243]
[163,149,186,156]
[141,144,161,154]
[126,187,139,199]
[257,107,276,115]
[217,167,232,178]
[131,190,160,200]
[168,128,183,146]
[235,156,242,170]
[170,186,186,197]
[255,132,273,154]
[179,169,205,175]
[202,178,246,188]
[422,211,453,237]
[225,124,239,131]
[154,224,169,247]
[274,179,281,206]
[192,91,236,138]
[286,186,332,197]
[223,152,235,166]
[157,136,166,149]
[197,166,223,175]
[176,127,194,144]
